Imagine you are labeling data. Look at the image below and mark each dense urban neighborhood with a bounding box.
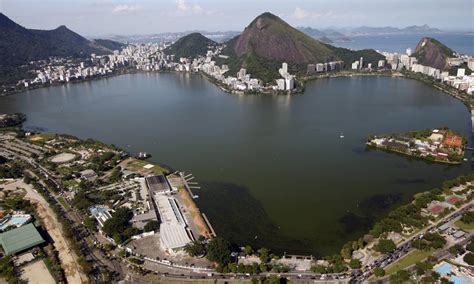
[0,4,473,284]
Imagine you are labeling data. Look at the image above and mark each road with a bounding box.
[20,179,88,283]
[2,141,472,283]
[352,201,473,283]
[1,143,125,282]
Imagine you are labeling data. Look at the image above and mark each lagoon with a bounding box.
[0,73,470,255]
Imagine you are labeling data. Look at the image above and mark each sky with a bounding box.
[1,0,473,36]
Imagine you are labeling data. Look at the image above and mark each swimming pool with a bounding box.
[436,262,453,275]
[450,275,470,284]
[0,216,32,231]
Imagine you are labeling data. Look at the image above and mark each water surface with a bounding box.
[0,73,470,255]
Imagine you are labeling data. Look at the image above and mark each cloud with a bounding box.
[112,4,142,14]
[292,6,342,20]
[175,0,204,14]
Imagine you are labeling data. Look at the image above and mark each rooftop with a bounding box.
[0,223,45,255]
[146,175,171,193]
[443,135,463,148]
[160,223,192,250]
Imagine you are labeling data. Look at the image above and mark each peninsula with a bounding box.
[367,128,466,164]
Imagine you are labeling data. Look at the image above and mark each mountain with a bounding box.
[413,37,455,70]
[92,39,126,51]
[218,12,383,83]
[0,13,120,85]
[338,25,442,36]
[298,27,326,38]
[0,13,114,69]
[164,32,217,59]
[107,31,240,44]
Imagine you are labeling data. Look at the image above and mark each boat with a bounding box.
[340,133,345,138]
[136,152,152,159]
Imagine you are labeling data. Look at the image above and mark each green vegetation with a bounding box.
[375,239,396,254]
[29,133,56,143]
[463,253,474,265]
[411,233,446,250]
[384,249,433,276]
[415,261,433,276]
[83,216,98,232]
[0,13,114,87]
[449,244,465,256]
[217,12,383,84]
[467,239,474,252]
[102,207,136,243]
[455,219,474,231]
[389,270,411,284]
[349,259,361,269]
[143,220,160,232]
[164,33,217,59]
[373,267,385,277]
[460,211,474,223]
[0,162,24,179]
[206,237,232,269]
[0,256,18,284]
[184,237,205,257]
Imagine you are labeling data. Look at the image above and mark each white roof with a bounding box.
[155,195,185,225]
[160,223,192,250]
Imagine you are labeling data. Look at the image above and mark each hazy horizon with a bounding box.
[1,0,473,37]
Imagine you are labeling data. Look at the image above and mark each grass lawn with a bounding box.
[29,133,56,143]
[384,249,433,276]
[125,159,168,175]
[57,196,71,211]
[454,220,474,231]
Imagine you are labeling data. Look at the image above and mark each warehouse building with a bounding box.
[0,223,45,255]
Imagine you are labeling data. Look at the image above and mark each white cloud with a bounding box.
[112,4,141,15]
[176,0,204,14]
[292,6,341,20]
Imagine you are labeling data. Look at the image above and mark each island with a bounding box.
[367,128,466,164]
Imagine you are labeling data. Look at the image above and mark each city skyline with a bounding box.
[1,0,472,36]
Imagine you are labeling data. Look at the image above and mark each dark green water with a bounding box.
[0,73,471,256]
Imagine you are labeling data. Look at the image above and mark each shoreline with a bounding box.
[366,143,463,165]
[1,72,472,265]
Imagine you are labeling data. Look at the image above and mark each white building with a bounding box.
[155,194,193,252]
[352,61,359,70]
[276,79,285,90]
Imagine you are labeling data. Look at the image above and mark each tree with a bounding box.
[184,241,205,257]
[144,220,160,232]
[349,259,361,269]
[258,248,270,263]
[375,239,396,254]
[467,240,474,252]
[463,253,474,265]
[449,244,465,256]
[83,216,98,232]
[423,233,446,249]
[108,168,122,183]
[102,207,133,243]
[206,237,232,266]
[340,243,352,259]
[461,211,474,224]
[373,267,385,277]
[390,270,410,284]
[243,245,254,256]
[415,261,433,276]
